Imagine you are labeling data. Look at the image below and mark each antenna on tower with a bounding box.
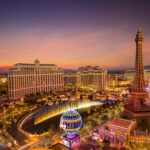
[137,24,141,32]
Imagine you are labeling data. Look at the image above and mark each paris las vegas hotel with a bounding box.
[8,59,64,99]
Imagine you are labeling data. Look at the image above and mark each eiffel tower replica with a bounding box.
[125,27,150,119]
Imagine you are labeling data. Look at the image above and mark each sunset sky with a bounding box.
[0,0,150,69]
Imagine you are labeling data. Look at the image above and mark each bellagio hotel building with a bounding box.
[8,59,64,99]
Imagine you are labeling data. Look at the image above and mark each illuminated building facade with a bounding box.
[125,28,150,116]
[0,74,8,84]
[78,66,107,91]
[107,69,150,91]
[60,110,82,149]
[64,72,79,90]
[124,69,150,82]
[8,59,64,99]
[107,74,118,88]
[0,74,8,98]
[93,118,136,147]
[123,70,134,81]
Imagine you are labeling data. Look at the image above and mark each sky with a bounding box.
[0,0,150,69]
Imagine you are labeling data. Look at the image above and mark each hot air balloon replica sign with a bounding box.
[60,109,82,149]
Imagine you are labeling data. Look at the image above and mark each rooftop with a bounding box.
[15,63,56,66]
[109,118,132,128]
[99,118,135,134]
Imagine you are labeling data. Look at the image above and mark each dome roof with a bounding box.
[34,59,40,64]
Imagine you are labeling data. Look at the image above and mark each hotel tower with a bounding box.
[77,66,107,91]
[8,59,64,99]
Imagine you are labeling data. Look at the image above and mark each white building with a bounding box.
[77,66,107,91]
[64,72,79,90]
[8,59,64,99]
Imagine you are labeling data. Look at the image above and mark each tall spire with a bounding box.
[134,27,145,92]
[137,25,141,32]
[125,27,149,114]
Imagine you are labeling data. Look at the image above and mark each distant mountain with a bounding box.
[108,65,150,74]
[144,65,150,70]
[0,66,11,73]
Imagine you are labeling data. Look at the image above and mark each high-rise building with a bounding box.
[77,66,107,91]
[124,69,150,83]
[64,72,79,90]
[107,74,118,88]
[64,66,107,92]
[125,28,150,116]
[8,59,64,99]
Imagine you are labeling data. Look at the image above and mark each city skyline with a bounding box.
[0,0,150,70]
[0,1,150,148]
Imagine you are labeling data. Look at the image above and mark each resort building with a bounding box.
[8,59,64,99]
[92,118,136,147]
[64,72,79,90]
[77,66,107,92]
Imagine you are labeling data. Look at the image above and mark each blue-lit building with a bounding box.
[60,110,82,149]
